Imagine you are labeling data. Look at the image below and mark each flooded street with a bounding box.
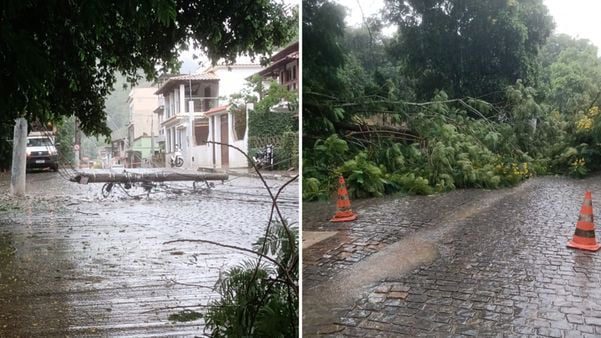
[303,175,601,336]
[0,169,298,336]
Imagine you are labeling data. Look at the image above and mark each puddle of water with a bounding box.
[0,171,299,335]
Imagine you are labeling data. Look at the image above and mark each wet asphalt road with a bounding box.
[303,175,601,337]
[0,169,298,336]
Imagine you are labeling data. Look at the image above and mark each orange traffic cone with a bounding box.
[567,191,601,251]
[331,176,358,223]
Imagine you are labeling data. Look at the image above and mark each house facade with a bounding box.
[204,63,264,101]
[126,87,159,167]
[155,73,220,169]
[155,62,263,169]
[152,96,166,165]
[256,41,299,92]
[110,127,127,166]
[202,104,250,169]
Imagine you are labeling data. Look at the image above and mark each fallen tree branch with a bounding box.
[345,129,420,141]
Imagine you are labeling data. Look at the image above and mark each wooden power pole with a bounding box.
[10,118,27,196]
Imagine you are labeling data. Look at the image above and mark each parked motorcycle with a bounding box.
[253,144,274,170]
[170,146,184,168]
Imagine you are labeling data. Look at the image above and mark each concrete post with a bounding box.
[74,118,80,168]
[10,118,27,196]
[150,115,154,165]
[179,84,186,114]
[74,148,80,168]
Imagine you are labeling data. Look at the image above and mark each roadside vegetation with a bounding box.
[303,0,601,200]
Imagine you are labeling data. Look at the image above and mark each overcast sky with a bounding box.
[544,0,601,52]
[179,0,297,73]
[336,0,601,52]
[180,0,601,73]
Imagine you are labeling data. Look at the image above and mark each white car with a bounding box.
[26,135,59,171]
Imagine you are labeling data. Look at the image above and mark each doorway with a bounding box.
[220,114,229,167]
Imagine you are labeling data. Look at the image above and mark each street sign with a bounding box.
[74,144,80,151]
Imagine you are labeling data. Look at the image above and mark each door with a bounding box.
[220,114,229,167]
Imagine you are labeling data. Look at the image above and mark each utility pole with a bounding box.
[150,114,154,166]
[10,118,27,196]
[74,118,80,169]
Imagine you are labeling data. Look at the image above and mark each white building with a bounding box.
[203,104,251,169]
[200,64,263,104]
[155,63,263,170]
[126,87,159,166]
[155,73,219,169]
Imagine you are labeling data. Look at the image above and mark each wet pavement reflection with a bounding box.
[0,170,298,336]
[303,175,601,337]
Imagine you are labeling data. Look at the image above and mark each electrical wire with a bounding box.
[31,121,78,182]
[29,119,299,202]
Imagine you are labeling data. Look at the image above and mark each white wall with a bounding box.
[228,110,248,168]
[128,87,159,139]
[209,65,263,105]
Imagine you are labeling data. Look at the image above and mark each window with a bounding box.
[195,123,209,145]
[203,86,212,112]
[232,107,247,141]
[166,129,171,152]
[169,92,175,117]
[171,127,176,152]
[292,65,297,80]
[27,138,53,147]
[174,88,180,114]
[176,129,182,150]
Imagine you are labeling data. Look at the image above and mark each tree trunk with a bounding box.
[10,118,27,196]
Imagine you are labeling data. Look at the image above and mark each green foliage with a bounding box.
[303,99,537,200]
[385,0,554,100]
[55,116,76,165]
[232,77,298,170]
[0,121,14,170]
[302,177,323,200]
[168,310,202,323]
[204,221,298,337]
[541,35,601,115]
[302,0,349,142]
[303,134,349,200]
[1,0,295,138]
[338,152,386,199]
[388,173,433,196]
[302,1,601,201]
[279,131,299,169]
[254,81,298,116]
[248,111,296,138]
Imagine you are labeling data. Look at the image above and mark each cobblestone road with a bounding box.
[0,170,298,336]
[303,176,601,337]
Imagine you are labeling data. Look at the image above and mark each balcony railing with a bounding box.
[164,97,220,119]
[185,96,219,114]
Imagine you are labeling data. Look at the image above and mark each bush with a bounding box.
[204,221,298,337]
[337,151,386,199]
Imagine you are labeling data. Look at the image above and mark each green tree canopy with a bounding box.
[0,0,295,137]
[302,0,347,140]
[385,0,554,100]
[539,35,601,114]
